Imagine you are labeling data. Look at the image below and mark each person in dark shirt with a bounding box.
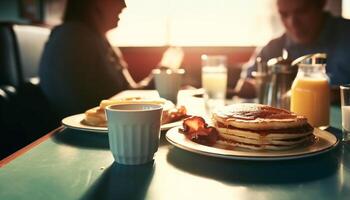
[237,0,350,99]
[39,0,153,118]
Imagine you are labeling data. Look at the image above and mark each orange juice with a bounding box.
[291,77,330,127]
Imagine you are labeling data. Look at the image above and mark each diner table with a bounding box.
[0,89,349,200]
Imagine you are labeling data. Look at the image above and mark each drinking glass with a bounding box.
[201,55,228,113]
[340,84,350,141]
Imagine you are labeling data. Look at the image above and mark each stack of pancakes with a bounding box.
[212,103,314,150]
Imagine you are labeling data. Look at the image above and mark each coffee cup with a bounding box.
[105,103,163,165]
[152,68,185,104]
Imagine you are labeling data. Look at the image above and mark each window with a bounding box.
[343,0,350,19]
[107,0,283,47]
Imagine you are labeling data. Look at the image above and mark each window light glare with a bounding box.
[109,0,283,47]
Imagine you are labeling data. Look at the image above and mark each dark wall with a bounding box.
[0,0,21,22]
[0,0,44,24]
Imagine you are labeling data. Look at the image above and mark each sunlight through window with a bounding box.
[107,0,283,47]
[343,0,350,19]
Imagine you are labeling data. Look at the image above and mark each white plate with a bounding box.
[165,127,339,161]
[62,113,183,133]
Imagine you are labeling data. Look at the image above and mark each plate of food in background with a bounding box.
[62,97,189,133]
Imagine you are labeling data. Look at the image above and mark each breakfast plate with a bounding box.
[165,127,339,161]
[62,113,183,133]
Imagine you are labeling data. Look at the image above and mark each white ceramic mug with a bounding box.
[105,104,163,165]
[152,68,185,104]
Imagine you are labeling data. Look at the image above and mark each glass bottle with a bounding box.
[290,53,330,128]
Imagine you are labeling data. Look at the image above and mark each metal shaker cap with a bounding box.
[292,53,327,66]
[267,57,294,74]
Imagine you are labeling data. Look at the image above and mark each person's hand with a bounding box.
[158,47,184,69]
[234,78,257,99]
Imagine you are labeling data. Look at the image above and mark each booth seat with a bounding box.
[0,22,58,159]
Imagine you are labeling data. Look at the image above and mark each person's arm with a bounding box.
[234,35,287,98]
[112,46,153,89]
[122,69,154,89]
[233,47,262,98]
[114,46,184,89]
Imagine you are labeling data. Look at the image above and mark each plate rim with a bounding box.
[165,126,339,161]
[61,113,183,133]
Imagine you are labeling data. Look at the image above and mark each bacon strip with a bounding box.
[180,116,218,146]
[162,106,189,124]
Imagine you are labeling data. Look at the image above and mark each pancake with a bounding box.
[213,103,307,130]
[214,136,314,151]
[212,103,314,151]
[82,98,187,127]
[83,106,106,127]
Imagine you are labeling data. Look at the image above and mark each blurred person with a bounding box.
[236,0,350,99]
[39,0,181,118]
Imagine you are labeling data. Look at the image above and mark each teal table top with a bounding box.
[1,100,349,200]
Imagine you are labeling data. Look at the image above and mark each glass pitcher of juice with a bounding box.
[291,53,330,127]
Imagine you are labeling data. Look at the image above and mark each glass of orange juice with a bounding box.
[290,53,330,128]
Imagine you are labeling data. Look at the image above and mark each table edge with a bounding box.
[0,126,63,168]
